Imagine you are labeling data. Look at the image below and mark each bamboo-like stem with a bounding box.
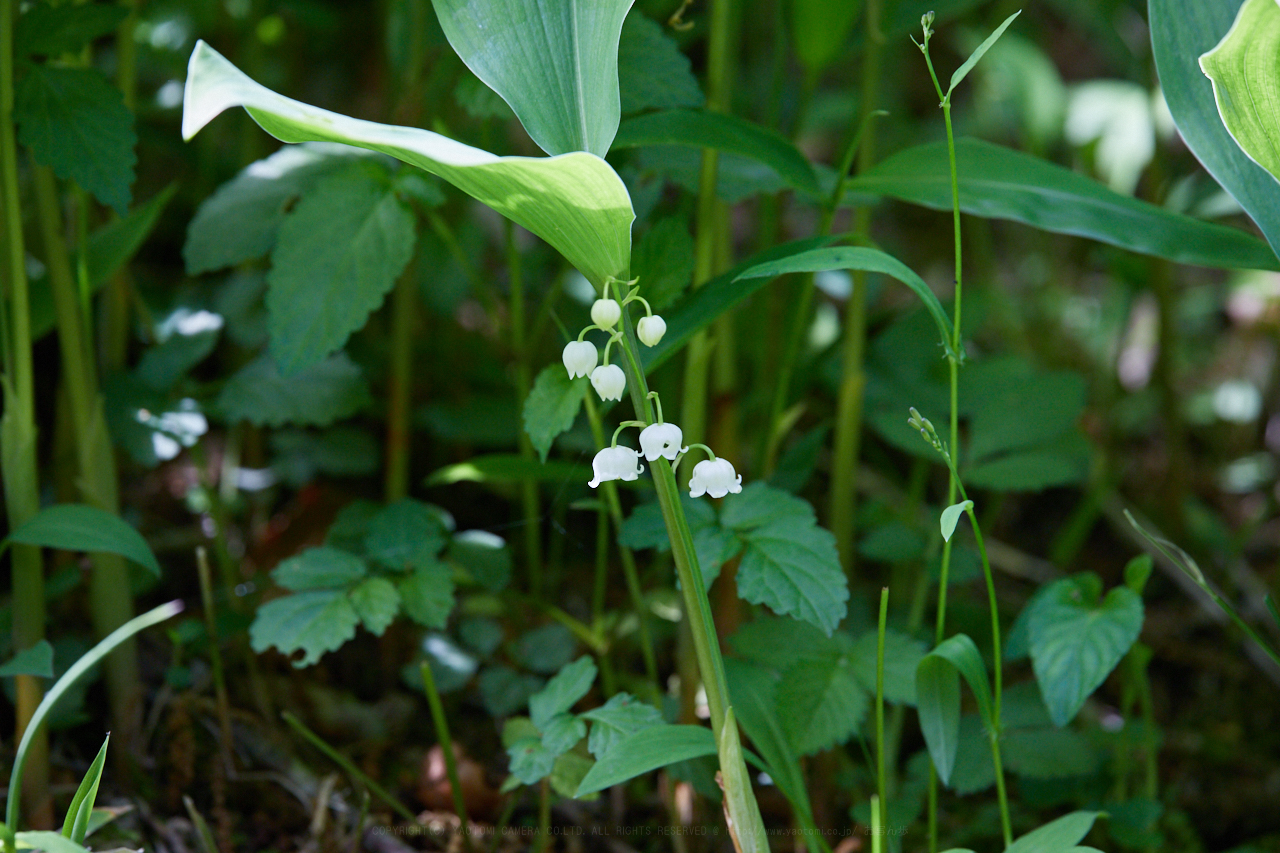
[385,264,416,501]
[32,163,141,751]
[420,663,473,850]
[875,588,889,836]
[506,221,543,594]
[0,0,50,825]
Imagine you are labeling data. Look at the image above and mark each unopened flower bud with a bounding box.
[590,364,626,401]
[636,315,667,347]
[591,298,622,329]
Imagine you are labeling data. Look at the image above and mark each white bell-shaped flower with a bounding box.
[589,445,644,488]
[590,364,626,401]
[636,315,666,347]
[562,340,598,379]
[688,457,743,498]
[638,422,686,461]
[591,298,622,329]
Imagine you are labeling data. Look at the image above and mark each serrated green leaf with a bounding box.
[1005,811,1103,853]
[541,712,587,755]
[506,737,556,785]
[847,138,1279,271]
[614,110,820,197]
[324,499,382,554]
[776,653,868,755]
[529,656,597,730]
[266,164,416,374]
[216,353,371,427]
[791,0,862,73]
[692,525,743,587]
[947,10,1021,95]
[249,590,359,667]
[430,0,632,156]
[575,724,716,796]
[1002,727,1100,779]
[735,246,959,362]
[183,41,633,286]
[184,144,372,274]
[1027,575,1143,726]
[1198,0,1280,188]
[0,641,54,679]
[632,217,695,311]
[582,692,665,758]
[915,634,993,785]
[850,629,926,705]
[940,501,973,543]
[1152,0,1280,258]
[720,482,816,531]
[350,577,400,636]
[15,2,129,57]
[83,183,177,288]
[271,547,367,591]
[522,365,588,462]
[723,660,812,825]
[550,752,597,800]
[448,530,513,592]
[15,65,135,214]
[8,504,160,576]
[513,623,577,675]
[737,520,848,636]
[618,14,704,114]
[727,614,848,671]
[364,499,449,571]
[482,667,545,717]
[618,495,715,551]
[397,558,456,629]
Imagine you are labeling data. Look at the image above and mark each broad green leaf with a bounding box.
[0,641,54,679]
[791,0,862,74]
[15,2,128,57]
[720,482,815,531]
[692,525,743,587]
[134,322,220,392]
[963,363,1086,461]
[82,184,177,289]
[271,547,367,591]
[719,708,770,853]
[62,736,108,844]
[641,235,837,373]
[522,365,588,462]
[13,831,91,853]
[184,144,372,274]
[250,589,359,667]
[397,559,456,629]
[448,530,513,592]
[425,454,585,486]
[850,629,926,705]
[267,164,416,374]
[541,713,587,755]
[15,65,135,214]
[614,110,820,197]
[618,14,704,114]
[947,10,1021,96]
[963,446,1088,492]
[575,724,716,796]
[776,653,868,755]
[512,623,577,674]
[632,216,695,311]
[364,499,449,571]
[618,495,715,551]
[915,633,993,785]
[271,427,380,486]
[737,519,849,636]
[1199,0,1280,187]
[1005,811,1103,853]
[507,737,556,785]
[723,660,813,825]
[481,666,545,717]
[182,41,633,286]
[735,247,960,362]
[430,0,633,157]
[847,138,1280,271]
[7,504,160,576]
[550,752,596,800]
[1003,727,1100,779]
[940,501,973,543]
[1152,0,1280,258]
[582,692,665,758]
[728,614,848,672]
[1027,574,1143,726]
[216,353,371,427]
[530,656,597,730]
[349,577,401,636]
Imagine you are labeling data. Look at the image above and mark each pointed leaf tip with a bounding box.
[940,500,973,542]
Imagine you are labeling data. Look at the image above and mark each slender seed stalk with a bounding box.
[420,663,473,850]
[0,0,50,825]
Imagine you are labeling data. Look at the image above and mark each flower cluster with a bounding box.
[561,279,666,404]
[588,417,741,499]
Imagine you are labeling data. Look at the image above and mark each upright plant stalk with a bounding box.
[0,0,50,825]
[875,587,889,836]
[828,0,884,573]
[506,221,543,594]
[419,662,473,850]
[385,264,416,501]
[32,164,141,750]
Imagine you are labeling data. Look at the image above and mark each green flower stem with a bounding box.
[583,395,660,697]
[506,221,543,597]
[282,711,417,822]
[875,587,889,837]
[385,263,417,501]
[196,548,235,786]
[32,162,142,752]
[828,0,884,573]
[0,0,49,825]
[419,663,473,850]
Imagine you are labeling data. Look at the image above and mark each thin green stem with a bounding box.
[385,264,416,501]
[507,221,543,596]
[281,712,416,822]
[420,663,473,850]
[534,779,551,853]
[875,588,889,838]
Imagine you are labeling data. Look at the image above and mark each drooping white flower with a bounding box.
[591,298,622,329]
[639,422,686,461]
[590,364,626,400]
[688,457,742,499]
[589,445,644,488]
[562,340,598,379]
[636,315,666,347]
